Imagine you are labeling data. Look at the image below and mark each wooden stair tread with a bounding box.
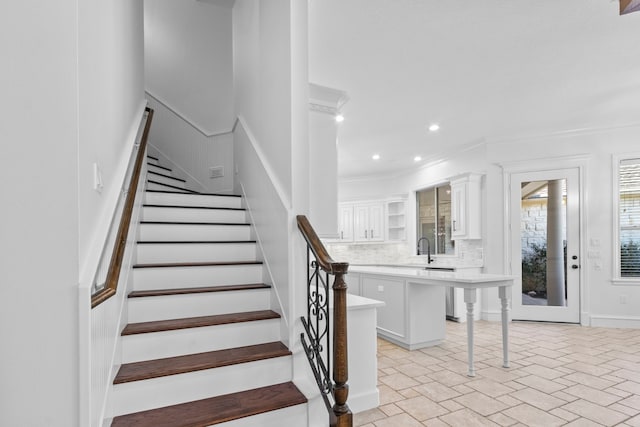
[128,283,270,298]
[145,189,242,197]
[136,240,256,245]
[121,310,280,335]
[111,382,307,427]
[147,162,172,172]
[143,204,245,211]
[148,170,186,183]
[114,341,290,384]
[140,220,250,226]
[147,180,198,193]
[133,261,261,269]
[147,155,159,161]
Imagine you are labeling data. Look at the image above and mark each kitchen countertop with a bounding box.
[350,265,514,286]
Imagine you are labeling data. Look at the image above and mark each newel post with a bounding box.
[331,262,352,427]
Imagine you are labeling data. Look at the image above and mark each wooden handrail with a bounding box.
[296,215,352,427]
[296,215,348,275]
[92,107,154,308]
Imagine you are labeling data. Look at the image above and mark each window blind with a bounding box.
[620,158,640,277]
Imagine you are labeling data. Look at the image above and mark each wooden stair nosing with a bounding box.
[147,155,159,161]
[148,162,172,172]
[147,180,198,193]
[133,260,262,269]
[136,240,256,245]
[143,204,245,212]
[148,170,187,183]
[114,341,290,384]
[128,283,270,298]
[121,310,281,336]
[139,220,251,226]
[111,382,307,427]
[145,189,242,198]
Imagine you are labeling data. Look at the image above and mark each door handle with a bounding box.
[453,220,457,231]
[341,231,343,240]
[571,264,579,269]
[371,229,374,238]
[365,230,368,238]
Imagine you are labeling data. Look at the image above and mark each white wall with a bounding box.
[1,0,145,425]
[144,0,235,193]
[233,0,294,202]
[145,0,234,131]
[1,1,80,426]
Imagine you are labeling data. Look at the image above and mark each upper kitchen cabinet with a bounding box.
[338,204,354,241]
[354,203,385,242]
[450,173,482,240]
[386,200,407,241]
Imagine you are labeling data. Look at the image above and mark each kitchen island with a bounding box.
[348,265,514,377]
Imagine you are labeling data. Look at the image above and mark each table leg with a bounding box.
[464,288,477,377]
[499,285,511,368]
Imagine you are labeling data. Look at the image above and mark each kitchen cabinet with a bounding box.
[338,205,354,241]
[450,173,482,240]
[337,198,407,244]
[359,273,445,350]
[353,203,384,242]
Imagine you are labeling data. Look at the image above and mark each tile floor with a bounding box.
[354,320,640,427]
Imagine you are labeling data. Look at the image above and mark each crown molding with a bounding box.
[309,82,349,115]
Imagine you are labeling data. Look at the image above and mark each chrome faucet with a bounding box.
[417,237,433,264]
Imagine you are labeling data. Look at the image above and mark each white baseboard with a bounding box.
[481,310,505,322]
[589,314,640,329]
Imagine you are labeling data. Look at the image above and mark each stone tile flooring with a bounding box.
[355,320,640,426]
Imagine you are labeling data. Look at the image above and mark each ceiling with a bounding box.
[309,0,640,179]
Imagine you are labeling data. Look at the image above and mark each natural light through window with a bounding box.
[617,157,640,279]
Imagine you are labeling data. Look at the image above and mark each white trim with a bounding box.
[145,91,234,138]
[611,152,640,283]
[238,181,290,331]
[487,122,640,146]
[235,115,293,210]
[590,314,640,329]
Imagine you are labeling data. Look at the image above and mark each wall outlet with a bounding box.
[377,285,384,292]
[93,163,103,193]
[620,294,628,304]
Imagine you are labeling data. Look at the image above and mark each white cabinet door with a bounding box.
[368,204,384,241]
[339,205,354,241]
[451,182,467,238]
[353,203,384,242]
[450,174,482,240]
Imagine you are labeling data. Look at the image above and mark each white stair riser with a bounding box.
[127,289,270,323]
[147,157,159,166]
[112,356,293,416]
[136,243,256,264]
[138,223,251,241]
[122,319,282,363]
[216,403,308,427]
[147,164,171,175]
[148,173,186,189]
[133,264,263,290]
[145,192,242,209]
[147,181,190,192]
[141,206,247,223]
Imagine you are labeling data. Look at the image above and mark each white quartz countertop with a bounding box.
[349,265,514,288]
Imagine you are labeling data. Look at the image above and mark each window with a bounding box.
[618,157,640,278]
[416,183,454,255]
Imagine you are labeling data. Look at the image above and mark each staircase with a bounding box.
[109,155,308,426]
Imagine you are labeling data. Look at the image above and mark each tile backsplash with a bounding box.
[324,239,484,268]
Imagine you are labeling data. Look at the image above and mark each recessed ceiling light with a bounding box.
[414,156,422,162]
[372,154,380,160]
[335,114,345,123]
[428,124,440,132]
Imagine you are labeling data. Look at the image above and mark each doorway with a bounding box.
[509,168,581,323]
